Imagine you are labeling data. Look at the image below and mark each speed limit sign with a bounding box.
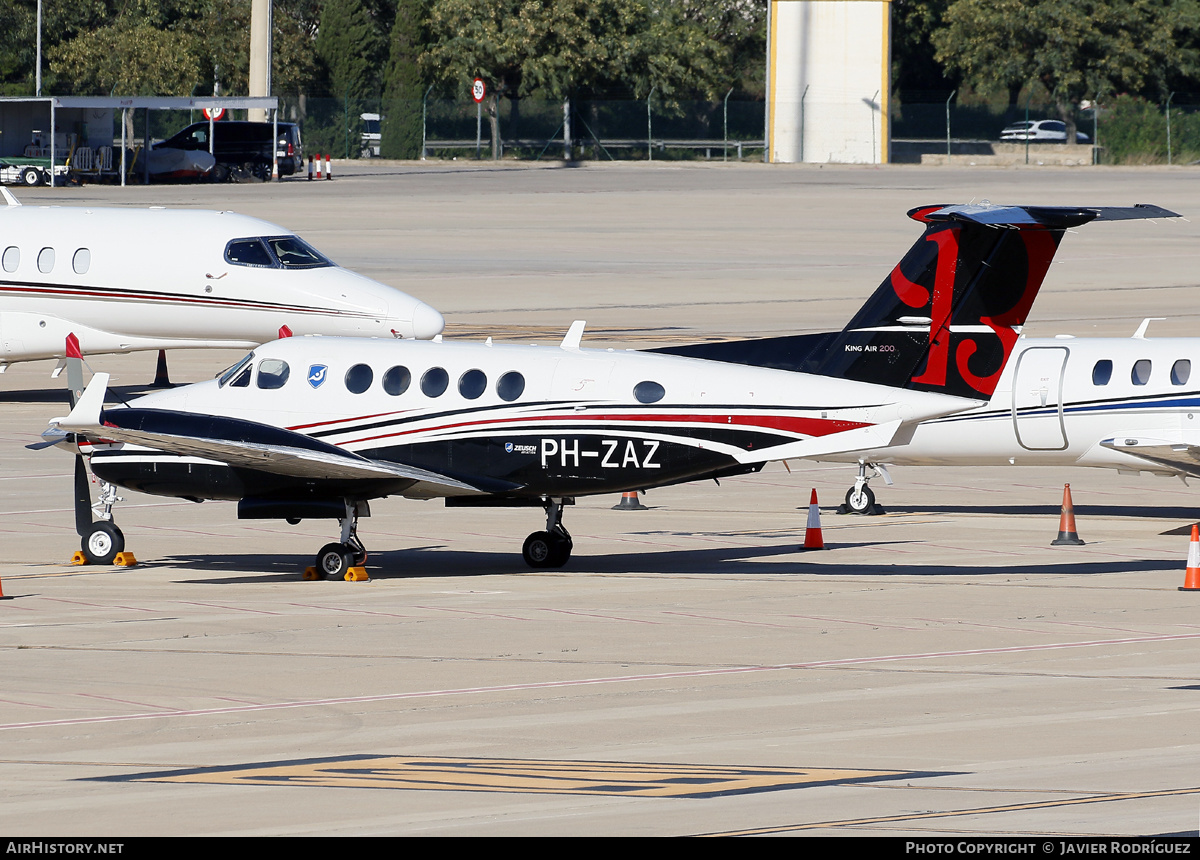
[472,78,486,103]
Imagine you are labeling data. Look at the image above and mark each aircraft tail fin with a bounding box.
[653,203,1178,400]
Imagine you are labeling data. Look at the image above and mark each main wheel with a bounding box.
[548,535,572,568]
[522,532,556,568]
[316,542,353,581]
[844,484,876,515]
[82,521,125,565]
[20,167,42,187]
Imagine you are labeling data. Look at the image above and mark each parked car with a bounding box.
[153,121,303,180]
[361,113,382,157]
[1000,120,1090,143]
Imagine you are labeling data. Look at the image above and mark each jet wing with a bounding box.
[1099,435,1200,478]
[53,373,499,496]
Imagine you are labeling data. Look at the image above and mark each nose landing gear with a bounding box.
[838,461,890,516]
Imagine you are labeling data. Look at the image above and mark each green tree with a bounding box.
[933,0,1200,138]
[50,22,202,95]
[315,0,389,99]
[380,0,428,158]
[422,0,728,156]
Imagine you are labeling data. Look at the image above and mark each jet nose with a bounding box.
[410,301,445,340]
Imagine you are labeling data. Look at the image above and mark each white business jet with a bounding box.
[0,189,444,373]
[811,320,1200,510]
[39,203,1175,573]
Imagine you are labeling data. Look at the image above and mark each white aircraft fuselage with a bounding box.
[0,203,444,368]
[819,333,1200,478]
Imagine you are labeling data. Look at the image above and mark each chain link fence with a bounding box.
[892,95,1200,165]
[276,95,767,162]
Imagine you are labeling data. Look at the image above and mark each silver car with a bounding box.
[1000,120,1090,143]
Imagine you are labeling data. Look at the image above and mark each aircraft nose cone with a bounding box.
[410,302,445,340]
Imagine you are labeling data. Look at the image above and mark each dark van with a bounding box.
[154,121,303,180]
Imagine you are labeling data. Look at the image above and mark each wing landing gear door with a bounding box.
[1012,346,1069,450]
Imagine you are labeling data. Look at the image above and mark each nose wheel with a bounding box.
[523,498,573,568]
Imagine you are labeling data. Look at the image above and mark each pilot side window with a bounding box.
[345,364,374,394]
[256,359,290,389]
[229,365,252,387]
[1092,360,1112,386]
[266,236,333,269]
[1132,359,1152,386]
[1172,360,1191,386]
[383,365,411,396]
[2,246,19,272]
[225,238,275,268]
[421,367,449,397]
[496,371,525,402]
[218,352,255,387]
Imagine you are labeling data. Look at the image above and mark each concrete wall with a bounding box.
[768,0,891,164]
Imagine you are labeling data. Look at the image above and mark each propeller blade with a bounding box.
[26,427,68,451]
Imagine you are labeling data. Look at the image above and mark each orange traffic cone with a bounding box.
[802,489,826,550]
[1181,524,1200,591]
[612,491,647,511]
[0,573,11,599]
[1050,483,1085,546]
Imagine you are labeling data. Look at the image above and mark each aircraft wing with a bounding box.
[1099,435,1200,478]
[53,373,499,496]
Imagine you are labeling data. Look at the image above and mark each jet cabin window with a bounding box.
[2,246,18,272]
[224,236,333,270]
[1132,359,1152,386]
[1172,360,1191,386]
[1092,360,1112,386]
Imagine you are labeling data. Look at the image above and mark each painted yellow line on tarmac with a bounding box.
[114,755,929,798]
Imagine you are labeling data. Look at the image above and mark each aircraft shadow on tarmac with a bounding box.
[1,383,175,405]
[158,540,1183,584]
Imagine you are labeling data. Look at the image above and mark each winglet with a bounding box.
[56,372,109,431]
[0,188,20,207]
[562,320,586,350]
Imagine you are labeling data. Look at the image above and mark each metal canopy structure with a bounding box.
[0,96,280,186]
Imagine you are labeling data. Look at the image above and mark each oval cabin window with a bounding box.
[72,248,90,274]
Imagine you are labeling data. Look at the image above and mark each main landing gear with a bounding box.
[78,466,127,564]
[839,460,892,516]
[314,500,369,580]
[522,497,572,568]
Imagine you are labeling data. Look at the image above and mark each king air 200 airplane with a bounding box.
[0,189,444,372]
[39,203,1176,575]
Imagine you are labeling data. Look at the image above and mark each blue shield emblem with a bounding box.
[505,442,514,453]
[307,365,328,388]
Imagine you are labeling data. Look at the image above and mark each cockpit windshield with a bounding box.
[224,236,334,270]
[217,351,255,387]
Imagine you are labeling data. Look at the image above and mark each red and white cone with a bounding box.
[1050,483,1085,546]
[802,489,825,550]
[1181,524,1200,591]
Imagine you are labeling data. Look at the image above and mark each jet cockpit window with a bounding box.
[1132,359,1152,386]
[345,364,374,394]
[225,238,275,268]
[218,352,255,387]
[1092,360,1112,386]
[1172,359,1191,386]
[266,236,333,269]
[257,359,290,389]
